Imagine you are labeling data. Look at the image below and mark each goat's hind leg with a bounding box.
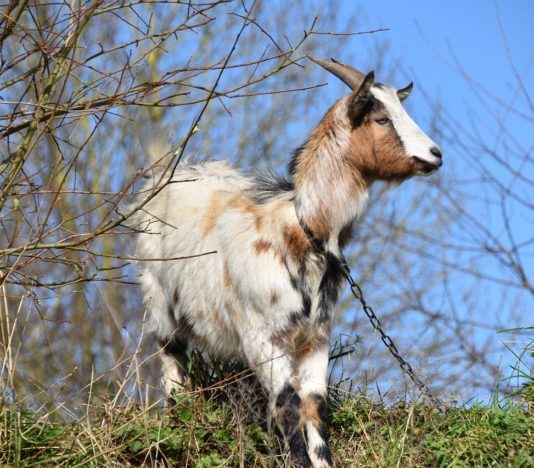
[158,335,190,398]
[142,274,189,397]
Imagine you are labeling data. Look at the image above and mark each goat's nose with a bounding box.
[430,146,442,159]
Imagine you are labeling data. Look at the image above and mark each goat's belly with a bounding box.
[165,246,303,359]
[153,235,239,356]
[160,236,311,359]
[144,235,328,364]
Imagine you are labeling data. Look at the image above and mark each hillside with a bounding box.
[2,383,532,467]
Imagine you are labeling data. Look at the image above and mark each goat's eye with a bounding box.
[375,117,389,125]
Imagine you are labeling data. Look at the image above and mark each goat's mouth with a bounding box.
[412,156,442,175]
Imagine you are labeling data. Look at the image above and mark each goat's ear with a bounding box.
[397,82,413,101]
[348,71,375,121]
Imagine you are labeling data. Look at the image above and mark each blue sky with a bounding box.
[321,1,534,400]
[354,1,533,98]
[354,0,534,271]
[96,0,533,400]
[305,1,533,198]
[144,0,532,399]
[337,0,532,259]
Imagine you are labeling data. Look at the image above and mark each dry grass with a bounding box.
[2,352,533,467]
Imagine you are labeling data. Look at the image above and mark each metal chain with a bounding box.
[340,255,444,410]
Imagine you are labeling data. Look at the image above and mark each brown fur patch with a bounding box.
[228,193,256,211]
[271,326,329,361]
[210,310,223,329]
[305,213,330,242]
[228,194,262,230]
[347,117,415,182]
[372,130,415,180]
[204,193,263,236]
[223,263,232,289]
[225,301,244,330]
[293,105,338,190]
[253,239,273,254]
[202,192,227,235]
[270,291,279,306]
[294,333,328,359]
[283,224,312,260]
[300,394,324,427]
[173,287,179,305]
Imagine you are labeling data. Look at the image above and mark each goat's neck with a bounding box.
[292,101,368,256]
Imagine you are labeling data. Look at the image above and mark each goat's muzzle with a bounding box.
[412,155,443,174]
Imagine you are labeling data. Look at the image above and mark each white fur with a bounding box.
[133,161,325,371]
[160,352,188,394]
[130,67,441,467]
[306,421,330,468]
[371,86,441,166]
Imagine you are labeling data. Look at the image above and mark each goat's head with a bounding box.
[310,57,442,182]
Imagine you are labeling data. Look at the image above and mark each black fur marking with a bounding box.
[307,393,332,464]
[310,393,328,421]
[315,444,333,464]
[252,171,294,203]
[317,421,329,446]
[289,311,304,327]
[276,384,299,407]
[288,143,307,177]
[367,92,387,112]
[309,394,329,439]
[290,275,311,318]
[290,433,312,468]
[175,314,195,337]
[301,293,311,318]
[350,91,388,126]
[275,385,311,468]
[318,252,344,323]
[275,385,301,439]
[158,337,187,357]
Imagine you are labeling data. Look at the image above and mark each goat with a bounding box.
[131,57,442,468]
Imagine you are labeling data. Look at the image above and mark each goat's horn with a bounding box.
[309,56,366,90]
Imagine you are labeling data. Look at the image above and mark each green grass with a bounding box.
[330,397,533,467]
[2,387,532,467]
[2,338,532,467]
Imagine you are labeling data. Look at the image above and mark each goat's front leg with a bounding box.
[241,331,312,467]
[296,344,332,468]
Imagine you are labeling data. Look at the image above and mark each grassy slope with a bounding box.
[2,390,533,467]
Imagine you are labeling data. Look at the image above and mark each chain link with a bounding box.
[340,255,444,410]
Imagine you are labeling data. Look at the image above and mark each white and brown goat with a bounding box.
[131,57,442,467]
